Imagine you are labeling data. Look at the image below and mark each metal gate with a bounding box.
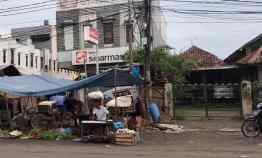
[173,83,242,119]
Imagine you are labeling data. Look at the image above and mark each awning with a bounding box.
[0,65,21,76]
[0,69,142,97]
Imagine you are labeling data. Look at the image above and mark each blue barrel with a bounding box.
[149,103,160,123]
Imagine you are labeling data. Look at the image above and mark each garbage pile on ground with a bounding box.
[116,128,136,135]
[154,124,184,134]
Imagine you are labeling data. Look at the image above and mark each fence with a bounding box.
[173,83,242,119]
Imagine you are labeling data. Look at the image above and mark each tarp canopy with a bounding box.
[0,69,142,97]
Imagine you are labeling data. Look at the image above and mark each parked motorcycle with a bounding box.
[241,103,262,137]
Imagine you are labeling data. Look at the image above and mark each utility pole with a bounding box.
[80,23,88,77]
[144,0,152,110]
[95,44,99,75]
[128,0,133,65]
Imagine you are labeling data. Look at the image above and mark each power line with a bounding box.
[158,0,262,5]
[0,0,55,12]
[160,8,262,22]
[0,0,142,16]
[5,9,129,40]
[0,0,144,48]
[0,1,142,35]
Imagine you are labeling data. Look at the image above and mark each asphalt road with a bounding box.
[1,120,262,158]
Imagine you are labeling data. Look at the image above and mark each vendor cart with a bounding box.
[81,120,113,142]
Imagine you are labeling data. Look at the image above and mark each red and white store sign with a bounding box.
[72,47,127,65]
[84,26,99,44]
[75,50,88,64]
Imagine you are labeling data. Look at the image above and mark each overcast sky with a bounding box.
[163,0,262,59]
[0,0,262,59]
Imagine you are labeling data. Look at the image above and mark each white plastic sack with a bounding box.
[88,91,104,100]
[106,95,132,107]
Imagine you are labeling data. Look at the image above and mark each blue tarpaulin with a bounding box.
[0,69,142,97]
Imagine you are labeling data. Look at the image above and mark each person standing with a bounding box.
[88,91,109,121]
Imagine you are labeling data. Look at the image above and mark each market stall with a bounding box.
[0,69,143,145]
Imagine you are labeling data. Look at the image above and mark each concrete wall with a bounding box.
[151,0,168,48]
[11,25,58,73]
[56,9,81,52]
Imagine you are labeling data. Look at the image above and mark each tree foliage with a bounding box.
[127,48,198,83]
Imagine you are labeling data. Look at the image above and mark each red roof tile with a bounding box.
[180,46,224,67]
[237,47,262,64]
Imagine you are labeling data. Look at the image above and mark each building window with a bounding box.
[30,53,34,67]
[35,56,38,68]
[64,26,74,50]
[10,48,15,64]
[25,55,28,67]
[126,23,134,43]
[103,22,114,44]
[53,60,56,72]
[49,59,52,71]
[18,52,21,66]
[40,57,44,69]
[3,49,6,63]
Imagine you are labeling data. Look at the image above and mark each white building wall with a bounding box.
[151,0,168,48]
[0,38,43,75]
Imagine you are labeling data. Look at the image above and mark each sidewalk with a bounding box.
[175,119,242,132]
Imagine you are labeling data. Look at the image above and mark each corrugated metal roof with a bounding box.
[11,25,51,38]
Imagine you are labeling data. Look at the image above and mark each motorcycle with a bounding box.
[241,103,262,137]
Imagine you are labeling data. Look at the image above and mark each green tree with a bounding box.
[127,48,197,83]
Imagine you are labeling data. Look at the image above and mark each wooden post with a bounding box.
[164,83,174,119]
[4,94,10,126]
[202,73,208,118]
[203,84,208,118]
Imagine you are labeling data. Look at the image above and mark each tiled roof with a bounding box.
[225,33,262,64]
[181,46,224,67]
[236,47,262,64]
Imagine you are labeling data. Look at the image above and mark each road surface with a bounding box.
[0,120,262,158]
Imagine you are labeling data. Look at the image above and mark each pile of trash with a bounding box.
[154,124,184,134]
[116,128,136,135]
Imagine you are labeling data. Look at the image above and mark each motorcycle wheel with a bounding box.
[241,118,260,137]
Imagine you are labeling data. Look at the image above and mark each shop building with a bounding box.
[56,0,167,74]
